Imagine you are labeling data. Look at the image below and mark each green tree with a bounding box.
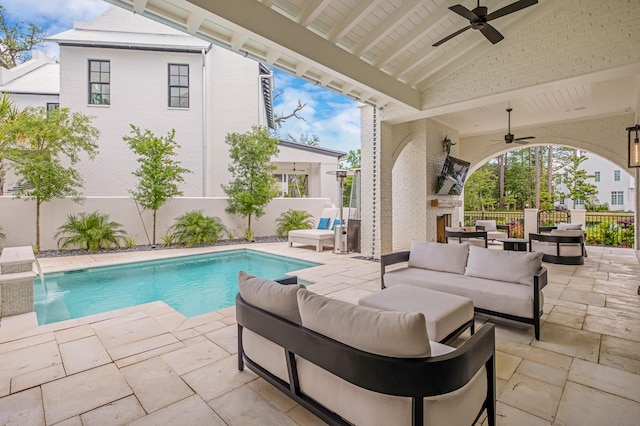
[124,125,190,246]
[0,6,45,68]
[222,125,280,241]
[1,107,99,248]
[464,164,498,211]
[286,131,320,146]
[341,149,361,207]
[55,211,126,251]
[555,151,598,207]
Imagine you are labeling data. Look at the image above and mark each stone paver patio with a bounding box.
[1,243,639,425]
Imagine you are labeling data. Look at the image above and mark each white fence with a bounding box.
[0,196,332,250]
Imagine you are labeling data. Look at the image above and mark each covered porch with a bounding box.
[0,244,639,425]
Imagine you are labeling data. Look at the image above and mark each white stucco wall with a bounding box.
[0,196,332,250]
[8,94,59,110]
[59,45,206,197]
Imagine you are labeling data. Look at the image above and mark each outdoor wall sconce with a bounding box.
[628,124,640,168]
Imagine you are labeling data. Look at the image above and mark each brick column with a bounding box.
[524,208,539,238]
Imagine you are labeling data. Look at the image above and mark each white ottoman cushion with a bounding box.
[359,284,474,342]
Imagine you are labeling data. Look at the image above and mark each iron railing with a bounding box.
[464,211,525,238]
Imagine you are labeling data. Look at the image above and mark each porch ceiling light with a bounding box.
[628,125,640,168]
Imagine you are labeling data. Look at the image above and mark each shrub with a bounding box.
[55,212,126,251]
[160,232,177,247]
[275,209,314,237]
[170,211,226,247]
[124,236,136,249]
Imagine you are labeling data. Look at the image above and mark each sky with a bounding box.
[1,0,361,153]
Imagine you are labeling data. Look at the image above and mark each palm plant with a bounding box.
[55,211,126,251]
[170,210,227,247]
[275,209,314,237]
[0,225,5,240]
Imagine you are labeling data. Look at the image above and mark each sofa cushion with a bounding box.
[550,229,583,237]
[556,222,582,230]
[297,289,431,357]
[384,268,539,318]
[465,246,542,286]
[408,240,469,274]
[475,220,498,232]
[237,271,304,324]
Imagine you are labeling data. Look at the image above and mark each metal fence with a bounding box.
[464,210,635,248]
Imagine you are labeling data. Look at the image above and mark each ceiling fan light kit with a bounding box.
[433,0,538,47]
[501,108,535,144]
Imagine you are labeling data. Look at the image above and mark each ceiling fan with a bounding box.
[496,108,535,144]
[432,0,538,47]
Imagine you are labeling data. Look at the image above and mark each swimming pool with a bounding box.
[35,249,319,325]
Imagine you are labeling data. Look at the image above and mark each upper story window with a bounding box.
[46,103,59,111]
[168,64,189,108]
[614,170,620,181]
[89,60,110,105]
[594,171,600,182]
[611,191,623,205]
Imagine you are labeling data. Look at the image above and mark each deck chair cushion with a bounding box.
[556,222,582,230]
[408,240,469,274]
[238,271,304,324]
[297,289,431,357]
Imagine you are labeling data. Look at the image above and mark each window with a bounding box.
[575,198,585,205]
[594,171,600,182]
[46,103,59,111]
[611,191,623,205]
[614,170,620,181]
[89,60,110,105]
[168,64,189,108]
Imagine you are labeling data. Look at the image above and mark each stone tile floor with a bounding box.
[0,243,639,425]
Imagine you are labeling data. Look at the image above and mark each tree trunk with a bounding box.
[36,199,41,249]
[498,154,505,208]
[547,146,553,202]
[152,210,157,246]
[535,146,541,209]
[0,159,4,195]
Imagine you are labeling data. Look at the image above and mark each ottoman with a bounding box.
[358,284,475,343]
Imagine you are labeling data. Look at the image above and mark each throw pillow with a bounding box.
[317,217,330,230]
[297,289,431,357]
[475,220,498,232]
[464,246,543,286]
[331,219,343,231]
[237,271,304,324]
[551,229,584,237]
[556,223,582,230]
[408,240,469,274]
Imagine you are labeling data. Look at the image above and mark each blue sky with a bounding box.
[1,0,361,153]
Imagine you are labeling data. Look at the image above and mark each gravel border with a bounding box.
[36,236,288,258]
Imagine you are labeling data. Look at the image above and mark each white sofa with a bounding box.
[287,207,339,252]
[236,271,496,426]
[381,241,547,340]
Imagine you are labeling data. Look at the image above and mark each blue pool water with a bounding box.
[35,249,319,325]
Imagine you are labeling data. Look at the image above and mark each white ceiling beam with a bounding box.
[373,5,452,68]
[352,0,423,57]
[295,63,311,77]
[132,0,148,13]
[298,0,332,28]
[186,13,204,34]
[186,0,420,109]
[265,49,281,64]
[328,0,381,43]
[231,32,249,50]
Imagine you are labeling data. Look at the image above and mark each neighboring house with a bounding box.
[0,51,59,110]
[0,6,341,203]
[581,154,635,212]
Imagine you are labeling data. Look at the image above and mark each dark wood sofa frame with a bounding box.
[381,251,548,340]
[529,232,586,265]
[236,278,496,426]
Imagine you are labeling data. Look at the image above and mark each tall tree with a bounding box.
[534,146,541,209]
[341,149,361,207]
[0,107,99,248]
[555,150,598,207]
[498,153,505,208]
[124,126,190,246]
[0,6,45,68]
[547,146,553,204]
[222,125,280,241]
[463,164,498,212]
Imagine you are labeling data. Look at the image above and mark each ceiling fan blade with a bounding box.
[449,5,479,21]
[486,0,538,21]
[514,136,536,141]
[513,140,530,145]
[432,25,472,47]
[479,24,504,44]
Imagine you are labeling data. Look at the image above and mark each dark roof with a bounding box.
[259,63,275,129]
[278,139,347,159]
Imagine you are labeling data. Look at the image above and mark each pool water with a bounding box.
[35,249,319,325]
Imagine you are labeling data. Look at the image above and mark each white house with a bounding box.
[581,154,635,212]
[0,51,59,110]
[27,6,343,203]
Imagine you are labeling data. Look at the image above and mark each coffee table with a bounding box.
[498,237,529,251]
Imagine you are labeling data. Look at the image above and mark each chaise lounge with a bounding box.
[287,207,339,252]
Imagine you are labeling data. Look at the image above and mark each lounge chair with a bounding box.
[475,220,510,241]
[288,207,339,252]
